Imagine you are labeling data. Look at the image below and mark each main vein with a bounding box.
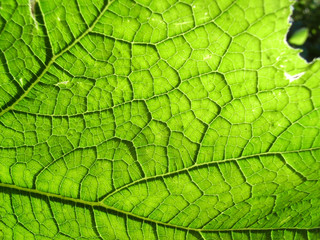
[0,182,319,233]
[0,0,115,118]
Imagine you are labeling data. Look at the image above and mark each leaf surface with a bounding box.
[0,0,320,239]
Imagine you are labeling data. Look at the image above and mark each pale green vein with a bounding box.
[101,146,320,201]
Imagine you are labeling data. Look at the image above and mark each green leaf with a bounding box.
[0,0,320,239]
[288,27,309,46]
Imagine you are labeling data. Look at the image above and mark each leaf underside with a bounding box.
[0,0,320,239]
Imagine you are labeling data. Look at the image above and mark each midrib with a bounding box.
[0,182,319,233]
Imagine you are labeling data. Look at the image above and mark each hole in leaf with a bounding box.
[287,0,320,62]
